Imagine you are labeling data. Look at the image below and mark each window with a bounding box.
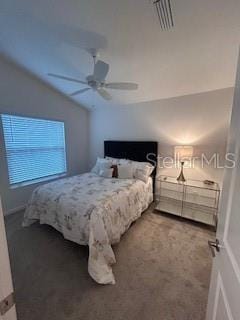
[1,114,67,187]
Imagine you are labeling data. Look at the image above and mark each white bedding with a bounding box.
[23,173,153,284]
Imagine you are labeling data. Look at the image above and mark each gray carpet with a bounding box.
[5,206,214,320]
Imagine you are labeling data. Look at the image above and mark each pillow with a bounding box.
[117,164,134,179]
[135,168,150,183]
[111,165,118,178]
[99,168,113,178]
[104,157,154,182]
[105,156,119,164]
[134,164,154,183]
[105,156,128,165]
[91,157,112,175]
[122,159,154,183]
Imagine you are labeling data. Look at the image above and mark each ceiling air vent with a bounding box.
[153,0,174,30]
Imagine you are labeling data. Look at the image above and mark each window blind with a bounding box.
[1,114,67,186]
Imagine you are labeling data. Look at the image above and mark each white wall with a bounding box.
[0,56,89,214]
[0,54,233,213]
[90,88,234,185]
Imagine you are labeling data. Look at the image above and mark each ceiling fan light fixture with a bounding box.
[153,0,174,31]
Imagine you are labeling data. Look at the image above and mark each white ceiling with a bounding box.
[0,0,240,109]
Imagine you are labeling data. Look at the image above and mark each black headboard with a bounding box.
[104,140,158,187]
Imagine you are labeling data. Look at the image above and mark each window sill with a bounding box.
[10,173,67,189]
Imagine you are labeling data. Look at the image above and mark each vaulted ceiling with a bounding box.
[1,0,240,109]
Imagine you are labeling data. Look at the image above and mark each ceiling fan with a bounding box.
[48,52,138,101]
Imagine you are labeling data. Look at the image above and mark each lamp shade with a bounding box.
[174,146,193,161]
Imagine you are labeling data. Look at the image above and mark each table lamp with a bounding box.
[174,146,193,182]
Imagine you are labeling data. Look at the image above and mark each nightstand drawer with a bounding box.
[156,197,182,216]
[182,202,216,226]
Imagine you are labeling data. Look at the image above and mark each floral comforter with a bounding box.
[23,173,153,284]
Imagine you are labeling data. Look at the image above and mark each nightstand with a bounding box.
[155,175,220,229]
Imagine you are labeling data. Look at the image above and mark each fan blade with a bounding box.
[70,88,91,96]
[48,73,87,85]
[97,88,112,100]
[105,82,138,90]
[94,60,109,80]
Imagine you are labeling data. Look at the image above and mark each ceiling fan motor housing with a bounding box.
[86,75,104,90]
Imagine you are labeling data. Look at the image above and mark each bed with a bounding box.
[23,141,158,284]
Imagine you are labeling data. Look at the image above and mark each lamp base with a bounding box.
[177,162,186,182]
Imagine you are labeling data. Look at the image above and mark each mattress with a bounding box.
[23,172,153,284]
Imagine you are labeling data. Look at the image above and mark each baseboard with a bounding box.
[5,205,26,216]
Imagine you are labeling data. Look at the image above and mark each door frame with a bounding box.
[0,197,17,320]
